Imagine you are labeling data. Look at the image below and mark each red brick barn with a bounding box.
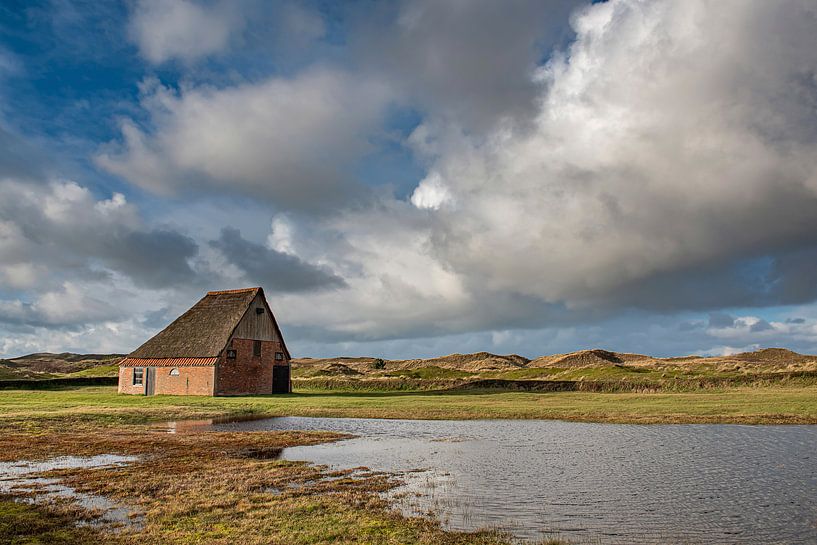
[118,287,291,396]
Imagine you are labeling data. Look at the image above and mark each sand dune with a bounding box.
[5,347,816,381]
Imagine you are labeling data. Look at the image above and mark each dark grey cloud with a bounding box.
[767,246,817,305]
[355,0,581,131]
[141,306,172,329]
[594,241,817,314]
[708,313,736,329]
[748,319,774,333]
[101,230,199,289]
[678,321,705,332]
[209,227,346,293]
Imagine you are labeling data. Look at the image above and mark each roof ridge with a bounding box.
[206,287,260,295]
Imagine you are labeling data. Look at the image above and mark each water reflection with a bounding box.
[205,417,817,545]
[161,414,272,433]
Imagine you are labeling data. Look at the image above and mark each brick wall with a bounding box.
[118,366,215,396]
[118,336,290,396]
[118,367,143,395]
[154,366,214,395]
[215,337,289,395]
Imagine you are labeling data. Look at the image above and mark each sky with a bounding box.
[1,0,817,359]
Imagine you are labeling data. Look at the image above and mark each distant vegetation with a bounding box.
[0,353,123,380]
[5,347,817,394]
[291,348,817,392]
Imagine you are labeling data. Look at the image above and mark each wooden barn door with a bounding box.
[145,367,156,396]
[273,365,290,394]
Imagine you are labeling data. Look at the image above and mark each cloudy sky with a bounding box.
[1,0,817,359]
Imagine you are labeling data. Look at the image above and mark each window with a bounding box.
[226,349,237,359]
[253,340,261,357]
[255,307,264,315]
[133,368,144,385]
[275,352,284,361]
[169,368,180,376]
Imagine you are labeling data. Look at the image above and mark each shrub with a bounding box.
[370,358,386,370]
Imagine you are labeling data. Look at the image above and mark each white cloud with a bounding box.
[261,199,474,340]
[36,282,119,325]
[0,178,198,292]
[8,0,817,359]
[98,69,391,211]
[0,316,157,357]
[701,345,762,357]
[267,215,296,255]
[100,0,817,348]
[128,0,243,64]
[410,172,453,210]
[0,282,119,326]
[0,263,42,290]
[406,0,817,308]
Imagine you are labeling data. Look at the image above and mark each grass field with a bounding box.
[2,384,816,544]
[2,384,817,429]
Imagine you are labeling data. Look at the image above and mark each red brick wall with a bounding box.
[155,366,214,395]
[118,367,143,395]
[118,366,215,396]
[215,337,289,395]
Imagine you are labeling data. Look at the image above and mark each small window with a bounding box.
[226,349,237,359]
[275,352,284,361]
[169,368,180,376]
[253,340,261,357]
[256,307,264,315]
[133,368,144,385]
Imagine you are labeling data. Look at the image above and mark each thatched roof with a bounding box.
[127,288,263,359]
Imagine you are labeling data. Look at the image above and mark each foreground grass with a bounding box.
[1,386,815,544]
[1,384,816,430]
[1,423,540,545]
[0,497,101,544]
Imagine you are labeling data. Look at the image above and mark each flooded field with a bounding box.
[203,417,817,544]
[0,454,141,530]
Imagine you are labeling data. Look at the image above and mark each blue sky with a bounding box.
[1,0,817,359]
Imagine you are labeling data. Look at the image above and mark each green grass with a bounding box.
[0,368,23,380]
[383,366,474,380]
[483,364,754,382]
[0,497,102,544]
[67,364,120,377]
[2,384,817,428]
[487,367,566,380]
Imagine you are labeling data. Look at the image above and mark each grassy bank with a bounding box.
[1,422,539,545]
[292,371,817,393]
[2,384,817,429]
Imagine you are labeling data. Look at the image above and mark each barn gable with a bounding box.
[231,292,291,359]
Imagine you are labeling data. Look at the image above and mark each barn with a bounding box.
[118,287,291,396]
